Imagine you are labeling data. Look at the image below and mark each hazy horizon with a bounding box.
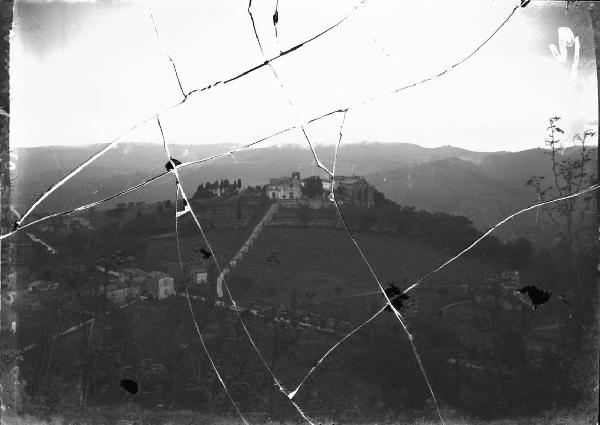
[11,138,577,154]
[10,0,599,152]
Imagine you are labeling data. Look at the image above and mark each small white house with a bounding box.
[157,276,175,299]
[195,270,208,284]
[147,271,175,300]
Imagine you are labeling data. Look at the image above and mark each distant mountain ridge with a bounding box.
[365,157,533,238]
[13,142,492,212]
[13,141,596,245]
[365,147,597,244]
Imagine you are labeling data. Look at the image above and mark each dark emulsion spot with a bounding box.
[516,286,552,309]
[165,157,182,171]
[196,247,212,259]
[384,283,411,312]
[120,378,138,395]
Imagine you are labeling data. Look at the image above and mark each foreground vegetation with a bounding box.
[2,404,598,425]
[8,131,598,422]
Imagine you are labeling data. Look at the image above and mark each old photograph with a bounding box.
[1,0,598,424]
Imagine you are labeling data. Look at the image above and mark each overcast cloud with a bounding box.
[10,0,598,151]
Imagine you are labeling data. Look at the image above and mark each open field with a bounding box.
[226,226,502,317]
[11,202,594,422]
[138,198,272,274]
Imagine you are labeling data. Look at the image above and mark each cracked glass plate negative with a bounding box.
[1,0,599,424]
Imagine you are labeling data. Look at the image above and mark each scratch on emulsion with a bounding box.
[6,1,521,241]
[158,118,316,425]
[7,2,369,236]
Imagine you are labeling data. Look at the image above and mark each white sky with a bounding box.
[10,0,599,151]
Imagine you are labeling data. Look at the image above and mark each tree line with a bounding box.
[339,190,534,271]
[192,178,243,199]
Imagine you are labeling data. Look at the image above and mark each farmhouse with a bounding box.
[324,175,375,208]
[146,271,175,299]
[36,216,92,234]
[264,171,374,208]
[185,263,209,285]
[105,282,140,304]
[96,267,176,302]
[268,172,303,200]
[27,280,59,292]
[119,268,147,283]
[94,265,121,278]
[64,217,93,231]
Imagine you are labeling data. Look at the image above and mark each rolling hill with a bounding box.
[365,147,597,244]
[12,141,596,245]
[12,142,492,213]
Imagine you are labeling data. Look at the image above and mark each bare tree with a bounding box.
[526,117,597,331]
[526,117,596,249]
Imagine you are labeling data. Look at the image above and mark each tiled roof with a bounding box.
[270,176,290,183]
[339,178,361,185]
[148,271,170,279]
